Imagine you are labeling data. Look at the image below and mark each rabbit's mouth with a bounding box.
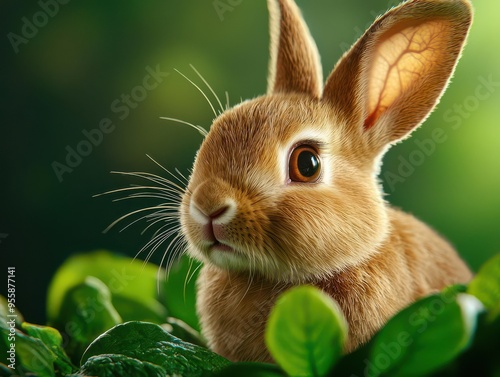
[210,241,234,254]
[208,242,252,272]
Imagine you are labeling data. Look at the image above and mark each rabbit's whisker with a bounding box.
[138,224,180,266]
[186,258,203,286]
[144,216,179,236]
[189,64,225,114]
[146,155,190,185]
[98,161,188,288]
[160,117,208,138]
[96,185,180,199]
[119,208,177,234]
[225,91,230,110]
[111,170,184,192]
[103,205,173,233]
[175,68,218,118]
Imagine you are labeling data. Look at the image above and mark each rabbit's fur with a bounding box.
[180,0,473,362]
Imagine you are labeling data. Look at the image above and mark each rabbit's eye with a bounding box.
[289,145,321,183]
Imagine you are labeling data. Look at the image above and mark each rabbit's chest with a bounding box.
[196,265,289,362]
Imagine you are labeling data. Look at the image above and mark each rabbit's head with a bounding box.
[180,0,472,283]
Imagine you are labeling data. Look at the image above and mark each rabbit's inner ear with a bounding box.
[322,0,472,155]
[364,20,449,130]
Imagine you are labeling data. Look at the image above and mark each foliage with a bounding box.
[46,251,167,325]
[0,251,499,377]
[80,321,229,376]
[265,286,347,376]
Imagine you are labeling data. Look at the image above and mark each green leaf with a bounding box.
[368,292,483,377]
[214,362,286,377]
[162,317,206,347]
[0,327,55,377]
[53,276,122,363]
[22,322,76,374]
[81,321,230,376]
[112,294,166,324]
[0,296,24,329]
[265,285,347,377]
[161,255,201,331]
[79,354,166,377]
[0,363,14,376]
[47,250,166,324]
[468,253,500,319]
[442,284,467,296]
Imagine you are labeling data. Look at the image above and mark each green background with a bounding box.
[1,0,499,324]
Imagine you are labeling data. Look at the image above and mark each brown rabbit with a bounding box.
[180,0,473,362]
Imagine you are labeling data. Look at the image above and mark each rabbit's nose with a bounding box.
[189,200,236,246]
[209,206,229,220]
[189,200,236,225]
[189,179,237,225]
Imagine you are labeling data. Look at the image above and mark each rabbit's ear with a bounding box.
[322,0,472,154]
[267,0,323,97]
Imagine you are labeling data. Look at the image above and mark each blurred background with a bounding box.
[1,0,499,324]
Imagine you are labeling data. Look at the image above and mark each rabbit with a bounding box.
[179,0,474,363]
